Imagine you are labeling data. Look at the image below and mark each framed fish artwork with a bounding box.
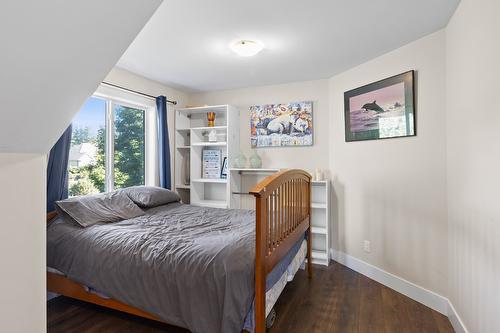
[250,101,313,148]
[344,70,415,142]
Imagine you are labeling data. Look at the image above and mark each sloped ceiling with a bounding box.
[0,0,162,153]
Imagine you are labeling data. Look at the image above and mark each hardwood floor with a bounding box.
[47,262,454,333]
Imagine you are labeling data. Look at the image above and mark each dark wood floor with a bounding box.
[48,262,454,333]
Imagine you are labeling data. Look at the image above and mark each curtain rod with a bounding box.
[101,81,178,105]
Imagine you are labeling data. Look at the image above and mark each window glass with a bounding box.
[68,97,106,196]
[68,96,147,196]
[113,104,145,189]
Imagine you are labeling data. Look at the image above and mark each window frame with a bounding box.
[90,84,157,192]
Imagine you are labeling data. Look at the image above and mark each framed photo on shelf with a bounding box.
[220,157,228,179]
[344,70,415,142]
[202,149,222,179]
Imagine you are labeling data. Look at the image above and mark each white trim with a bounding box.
[330,249,448,313]
[330,249,469,333]
[447,301,469,333]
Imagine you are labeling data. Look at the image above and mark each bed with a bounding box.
[47,169,312,333]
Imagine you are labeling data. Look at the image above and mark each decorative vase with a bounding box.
[207,112,215,127]
[233,152,248,168]
[249,150,262,168]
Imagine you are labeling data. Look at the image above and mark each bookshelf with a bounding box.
[310,180,330,266]
[174,105,239,208]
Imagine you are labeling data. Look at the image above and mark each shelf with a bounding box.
[175,184,190,189]
[191,142,227,147]
[311,226,327,235]
[176,128,191,132]
[190,126,227,131]
[229,168,280,173]
[192,178,227,184]
[311,202,327,209]
[176,146,190,149]
[311,250,328,260]
[307,250,329,266]
[191,200,227,209]
[177,105,229,114]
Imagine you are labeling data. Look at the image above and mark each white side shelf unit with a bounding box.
[174,105,239,208]
[310,180,330,266]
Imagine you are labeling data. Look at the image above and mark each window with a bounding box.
[68,92,150,197]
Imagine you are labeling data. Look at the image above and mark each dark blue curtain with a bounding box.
[46,125,72,212]
[156,96,171,189]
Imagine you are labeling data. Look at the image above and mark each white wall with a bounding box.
[0,154,46,332]
[328,31,448,297]
[446,0,500,332]
[190,31,448,297]
[104,67,190,186]
[189,79,330,173]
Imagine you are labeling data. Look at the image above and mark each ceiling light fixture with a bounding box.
[230,40,264,57]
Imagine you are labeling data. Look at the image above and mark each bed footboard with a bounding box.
[250,169,312,333]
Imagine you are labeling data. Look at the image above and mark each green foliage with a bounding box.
[68,168,99,196]
[113,106,145,189]
[72,127,91,145]
[68,106,145,197]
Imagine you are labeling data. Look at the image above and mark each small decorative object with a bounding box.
[207,112,216,127]
[233,152,248,168]
[249,150,262,168]
[221,157,228,179]
[250,101,313,147]
[344,70,415,142]
[208,129,217,142]
[202,149,221,179]
[314,169,324,181]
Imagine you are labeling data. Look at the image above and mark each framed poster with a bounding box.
[202,149,221,179]
[344,70,415,142]
[250,101,313,147]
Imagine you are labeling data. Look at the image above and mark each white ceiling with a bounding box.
[0,0,162,153]
[118,0,460,92]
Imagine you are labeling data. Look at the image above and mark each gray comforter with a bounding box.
[47,203,256,333]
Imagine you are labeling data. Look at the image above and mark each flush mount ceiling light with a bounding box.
[230,40,264,57]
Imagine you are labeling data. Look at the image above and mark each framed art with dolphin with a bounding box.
[344,70,415,142]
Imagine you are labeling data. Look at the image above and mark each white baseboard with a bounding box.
[330,249,468,333]
[447,300,469,333]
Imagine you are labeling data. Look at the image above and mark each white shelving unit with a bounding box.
[174,105,239,208]
[310,180,330,266]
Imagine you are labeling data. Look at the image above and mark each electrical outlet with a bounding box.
[363,240,371,253]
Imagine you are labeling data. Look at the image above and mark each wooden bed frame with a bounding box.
[47,169,312,333]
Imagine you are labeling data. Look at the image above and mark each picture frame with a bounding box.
[344,70,415,142]
[220,157,228,179]
[202,149,222,179]
[250,101,313,147]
